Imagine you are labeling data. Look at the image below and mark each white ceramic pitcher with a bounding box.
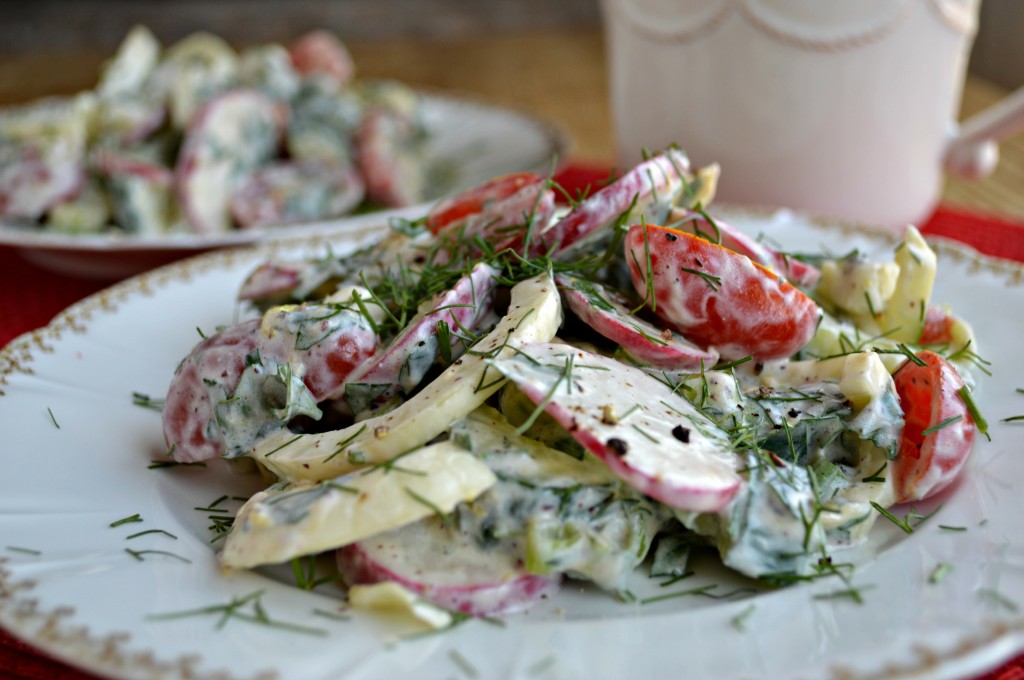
[601,0,1024,229]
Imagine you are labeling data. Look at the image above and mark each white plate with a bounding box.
[2,209,1023,680]
[0,92,566,279]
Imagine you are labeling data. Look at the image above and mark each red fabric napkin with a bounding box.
[2,164,1023,679]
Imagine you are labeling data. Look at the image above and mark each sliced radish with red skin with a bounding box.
[163,302,379,462]
[556,274,718,370]
[891,351,976,503]
[260,303,380,403]
[175,89,281,234]
[97,96,167,146]
[920,306,955,345]
[229,160,365,229]
[666,208,820,287]
[337,518,562,616]
[537,148,690,255]
[436,180,557,258]
[163,320,261,462]
[355,107,425,208]
[249,273,562,482]
[237,262,304,302]
[625,224,821,361]
[0,146,84,220]
[426,172,542,234]
[288,30,355,87]
[487,342,742,513]
[342,262,500,412]
[92,149,174,186]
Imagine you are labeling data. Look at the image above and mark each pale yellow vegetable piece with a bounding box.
[839,351,895,412]
[220,441,496,568]
[348,582,453,630]
[869,225,936,342]
[97,25,161,98]
[250,272,562,482]
[818,258,899,317]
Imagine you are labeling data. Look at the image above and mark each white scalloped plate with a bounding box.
[2,209,1023,680]
[0,92,566,279]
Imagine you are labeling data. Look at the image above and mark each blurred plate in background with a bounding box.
[0,92,567,279]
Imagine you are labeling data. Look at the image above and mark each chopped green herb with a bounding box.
[921,415,963,436]
[110,513,143,528]
[127,529,178,540]
[929,563,953,584]
[870,502,914,534]
[125,548,191,563]
[730,604,756,631]
[6,546,41,555]
[148,590,328,636]
[449,649,479,679]
[46,407,60,429]
[131,391,165,412]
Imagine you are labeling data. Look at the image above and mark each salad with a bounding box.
[160,148,984,622]
[0,26,430,235]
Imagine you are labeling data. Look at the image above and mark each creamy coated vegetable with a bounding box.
[161,149,983,618]
[0,26,431,234]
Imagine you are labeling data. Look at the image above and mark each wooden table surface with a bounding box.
[0,28,1021,221]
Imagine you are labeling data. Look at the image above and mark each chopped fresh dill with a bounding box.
[870,503,914,534]
[957,386,990,441]
[264,434,303,459]
[46,407,59,429]
[679,266,721,292]
[148,458,206,470]
[979,588,1018,612]
[126,529,178,540]
[125,548,191,563]
[921,415,963,436]
[131,391,165,412]
[6,546,41,555]
[148,590,328,636]
[813,584,874,604]
[730,604,756,631]
[929,563,954,584]
[527,655,557,677]
[449,649,480,679]
[639,584,717,605]
[110,513,143,528]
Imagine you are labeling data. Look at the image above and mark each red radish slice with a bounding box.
[229,160,365,229]
[355,107,425,208]
[175,89,281,234]
[891,351,977,503]
[342,262,500,412]
[289,30,355,87]
[487,342,743,512]
[163,319,261,462]
[625,224,820,361]
[92,149,174,186]
[0,146,84,220]
[164,301,379,462]
[96,96,167,145]
[237,262,305,303]
[556,274,718,370]
[426,172,542,234]
[337,517,562,616]
[537,148,690,254]
[666,208,820,287]
[435,180,557,258]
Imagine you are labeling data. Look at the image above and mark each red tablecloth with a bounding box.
[2,164,1024,679]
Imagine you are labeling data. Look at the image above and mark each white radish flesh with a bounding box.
[487,342,743,513]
